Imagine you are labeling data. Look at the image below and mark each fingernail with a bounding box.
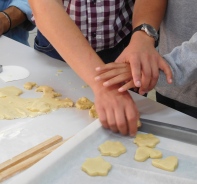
[169,78,173,83]
[118,87,124,92]
[94,76,100,81]
[136,81,141,87]
[140,91,145,95]
[103,81,109,86]
[95,67,101,71]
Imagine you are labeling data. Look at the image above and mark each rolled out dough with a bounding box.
[0,85,74,120]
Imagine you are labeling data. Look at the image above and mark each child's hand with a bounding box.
[95,63,135,92]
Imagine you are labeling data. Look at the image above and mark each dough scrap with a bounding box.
[0,86,74,120]
[24,82,37,90]
[134,133,160,148]
[82,156,112,176]
[75,97,94,110]
[0,86,23,97]
[98,140,126,157]
[152,156,178,172]
[36,86,61,98]
[89,105,98,118]
[134,146,162,162]
[137,119,142,128]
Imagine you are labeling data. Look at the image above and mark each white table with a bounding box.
[0,36,196,183]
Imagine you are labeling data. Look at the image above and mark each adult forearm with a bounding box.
[0,6,27,34]
[132,0,167,30]
[29,0,105,90]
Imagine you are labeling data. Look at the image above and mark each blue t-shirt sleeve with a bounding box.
[8,0,35,31]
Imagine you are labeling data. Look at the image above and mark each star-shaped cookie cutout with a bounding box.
[134,146,162,162]
[98,141,126,157]
[133,133,160,148]
[81,156,112,176]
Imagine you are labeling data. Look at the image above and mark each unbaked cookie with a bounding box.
[133,133,160,148]
[152,156,178,172]
[98,140,126,157]
[134,146,162,162]
[81,156,112,176]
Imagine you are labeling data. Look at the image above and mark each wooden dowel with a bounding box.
[0,139,67,182]
[0,135,63,173]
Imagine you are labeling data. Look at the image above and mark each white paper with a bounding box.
[0,65,29,82]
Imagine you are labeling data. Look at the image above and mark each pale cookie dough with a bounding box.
[36,86,61,98]
[0,86,23,97]
[82,156,112,176]
[98,140,126,157]
[134,146,162,162]
[89,105,98,118]
[152,156,178,172]
[137,119,142,128]
[24,82,37,90]
[0,86,74,120]
[133,133,160,148]
[75,97,94,110]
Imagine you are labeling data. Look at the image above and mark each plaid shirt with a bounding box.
[63,0,134,52]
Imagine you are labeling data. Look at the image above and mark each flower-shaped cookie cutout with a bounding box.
[81,156,112,176]
[98,141,126,157]
[134,146,162,162]
[133,133,160,148]
[152,156,178,172]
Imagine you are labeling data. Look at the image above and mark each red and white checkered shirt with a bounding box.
[63,0,134,52]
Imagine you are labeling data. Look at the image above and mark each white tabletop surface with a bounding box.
[0,36,196,183]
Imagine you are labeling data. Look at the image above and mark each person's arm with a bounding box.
[115,0,172,95]
[156,32,197,107]
[0,6,27,35]
[132,0,167,31]
[29,0,139,136]
[8,0,35,30]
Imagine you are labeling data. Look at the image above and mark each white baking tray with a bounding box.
[12,119,197,184]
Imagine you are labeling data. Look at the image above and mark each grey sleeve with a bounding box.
[155,32,197,107]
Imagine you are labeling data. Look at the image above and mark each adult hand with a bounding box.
[92,84,139,136]
[115,32,172,95]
